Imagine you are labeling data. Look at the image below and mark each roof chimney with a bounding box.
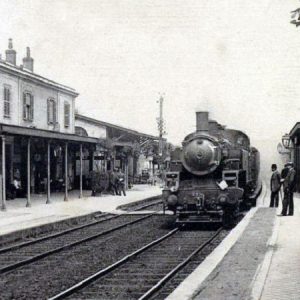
[196,111,209,132]
[5,38,16,65]
[23,47,34,72]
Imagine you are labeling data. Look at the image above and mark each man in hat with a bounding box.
[117,169,126,196]
[270,164,281,207]
[281,163,289,179]
[280,162,296,216]
[109,169,119,195]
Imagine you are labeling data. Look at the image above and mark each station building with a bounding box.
[284,123,300,192]
[0,39,166,210]
[0,39,99,210]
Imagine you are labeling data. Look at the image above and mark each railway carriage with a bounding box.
[163,112,261,227]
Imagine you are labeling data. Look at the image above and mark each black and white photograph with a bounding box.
[0,1,299,299]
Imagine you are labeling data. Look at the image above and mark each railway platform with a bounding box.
[253,197,300,300]
[168,186,300,300]
[0,184,161,237]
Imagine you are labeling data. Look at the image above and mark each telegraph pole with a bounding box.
[157,95,165,156]
[156,94,166,183]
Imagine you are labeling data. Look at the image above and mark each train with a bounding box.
[162,112,261,227]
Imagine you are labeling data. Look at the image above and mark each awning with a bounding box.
[0,124,99,144]
[289,122,300,139]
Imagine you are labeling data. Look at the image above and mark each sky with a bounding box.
[1,0,300,178]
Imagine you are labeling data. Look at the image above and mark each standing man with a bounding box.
[109,169,119,196]
[281,162,296,216]
[117,169,126,196]
[270,164,281,207]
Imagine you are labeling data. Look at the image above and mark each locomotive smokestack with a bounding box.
[196,111,209,132]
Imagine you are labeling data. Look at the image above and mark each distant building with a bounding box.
[75,114,163,187]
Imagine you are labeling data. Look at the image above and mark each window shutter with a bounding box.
[47,99,50,124]
[68,104,70,126]
[53,101,57,124]
[3,87,10,117]
[23,93,27,120]
[29,95,34,121]
[4,102,9,117]
[8,89,10,116]
[64,103,70,127]
[3,88,6,116]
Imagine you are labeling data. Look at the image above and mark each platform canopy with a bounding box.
[0,124,99,144]
[289,122,300,140]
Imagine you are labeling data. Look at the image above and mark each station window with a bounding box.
[47,98,57,124]
[23,92,34,121]
[3,86,11,118]
[64,102,70,127]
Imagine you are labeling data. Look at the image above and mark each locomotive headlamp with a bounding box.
[170,186,177,192]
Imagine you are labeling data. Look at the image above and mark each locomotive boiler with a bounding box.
[163,112,261,227]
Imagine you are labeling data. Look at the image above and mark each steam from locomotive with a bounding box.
[163,112,261,227]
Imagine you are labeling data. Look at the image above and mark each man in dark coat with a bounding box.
[109,169,119,195]
[270,164,281,207]
[117,169,126,196]
[281,163,289,179]
[281,162,296,216]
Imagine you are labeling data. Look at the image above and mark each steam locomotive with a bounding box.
[163,112,261,227]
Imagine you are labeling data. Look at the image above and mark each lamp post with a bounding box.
[281,133,294,162]
[282,133,292,149]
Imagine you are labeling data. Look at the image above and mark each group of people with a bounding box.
[90,168,127,197]
[270,162,296,216]
[109,169,126,196]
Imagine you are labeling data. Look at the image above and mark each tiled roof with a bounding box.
[76,114,160,140]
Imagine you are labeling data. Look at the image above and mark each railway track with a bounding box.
[0,214,174,299]
[2,196,163,249]
[0,214,153,274]
[0,195,225,299]
[132,199,163,211]
[0,197,164,274]
[49,228,224,300]
[0,200,161,264]
[117,197,163,212]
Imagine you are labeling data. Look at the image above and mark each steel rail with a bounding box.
[134,199,163,211]
[138,227,224,300]
[0,198,162,254]
[0,212,114,254]
[48,228,179,300]
[0,213,155,274]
